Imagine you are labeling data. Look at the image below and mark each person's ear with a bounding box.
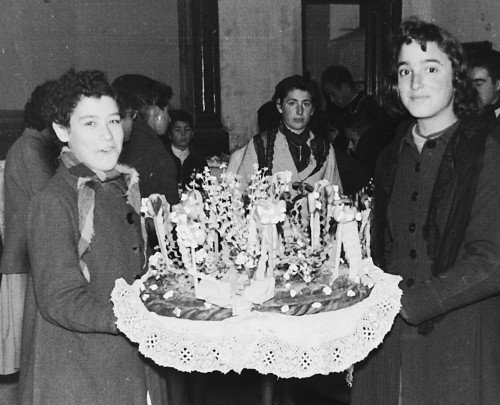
[495,79,500,92]
[52,123,70,143]
[276,99,283,115]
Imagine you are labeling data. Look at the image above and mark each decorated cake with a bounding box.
[138,164,374,321]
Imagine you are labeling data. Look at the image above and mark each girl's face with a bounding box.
[54,96,124,172]
[277,89,314,133]
[397,40,456,128]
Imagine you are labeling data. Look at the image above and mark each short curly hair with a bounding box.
[43,69,117,128]
[385,17,478,118]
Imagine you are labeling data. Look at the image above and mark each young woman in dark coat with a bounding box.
[351,18,500,404]
[20,70,168,404]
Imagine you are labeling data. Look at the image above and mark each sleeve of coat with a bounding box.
[27,191,118,334]
[401,133,500,325]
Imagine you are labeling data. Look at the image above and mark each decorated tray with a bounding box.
[141,271,372,321]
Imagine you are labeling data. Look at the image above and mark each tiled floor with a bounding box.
[0,370,350,404]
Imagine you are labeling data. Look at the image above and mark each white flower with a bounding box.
[235,251,249,266]
[255,199,286,224]
[149,284,158,291]
[285,282,291,290]
[163,290,174,299]
[290,290,297,298]
[281,305,290,313]
[245,258,256,269]
[148,252,164,268]
[273,171,292,184]
[195,249,208,264]
[141,293,150,301]
[303,274,312,283]
[347,290,356,297]
[311,302,322,309]
[283,272,291,281]
[173,307,182,317]
[323,286,332,295]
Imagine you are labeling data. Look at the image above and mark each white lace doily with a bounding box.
[111,264,401,378]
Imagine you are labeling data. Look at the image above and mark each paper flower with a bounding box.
[255,200,286,224]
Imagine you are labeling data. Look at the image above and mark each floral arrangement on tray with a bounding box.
[139,164,374,319]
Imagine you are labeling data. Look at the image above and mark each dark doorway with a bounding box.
[302,0,402,100]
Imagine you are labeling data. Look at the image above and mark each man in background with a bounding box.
[320,65,381,151]
[113,74,179,205]
[163,109,207,191]
[470,50,500,121]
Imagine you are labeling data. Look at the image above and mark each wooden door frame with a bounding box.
[301,0,402,97]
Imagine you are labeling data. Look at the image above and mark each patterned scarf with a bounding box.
[60,146,142,282]
[279,121,311,173]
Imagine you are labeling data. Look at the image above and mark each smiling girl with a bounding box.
[351,18,500,405]
[19,70,167,404]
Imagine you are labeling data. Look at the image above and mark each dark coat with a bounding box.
[20,164,168,405]
[0,128,59,275]
[120,119,180,204]
[166,145,207,189]
[351,120,500,404]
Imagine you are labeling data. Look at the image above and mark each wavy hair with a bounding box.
[385,17,478,118]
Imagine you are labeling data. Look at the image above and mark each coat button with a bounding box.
[409,249,417,259]
[409,223,416,233]
[411,191,418,201]
[406,278,415,287]
[415,162,421,173]
[426,139,437,149]
[126,212,134,224]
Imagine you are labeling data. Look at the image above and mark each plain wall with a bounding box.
[0,0,180,110]
[219,0,302,151]
[403,0,499,50]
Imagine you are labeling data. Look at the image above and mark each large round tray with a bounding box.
[111,259,402,378]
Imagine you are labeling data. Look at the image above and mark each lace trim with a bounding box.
[111,262,401,378]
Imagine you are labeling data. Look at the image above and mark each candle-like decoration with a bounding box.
[333,203,362,280]
[333,221,342,280]
[332,185,343,278]
[308,191,320,249]
[254,199,286,280]
[191,246,199,295]
[143,194,172,271]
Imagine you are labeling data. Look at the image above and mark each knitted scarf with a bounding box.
[60,147,142,282]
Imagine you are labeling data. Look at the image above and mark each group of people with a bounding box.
[0,15,499,405]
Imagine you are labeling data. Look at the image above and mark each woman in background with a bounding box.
[0,80,61,376]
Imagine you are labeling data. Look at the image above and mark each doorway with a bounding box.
[302,0,402,101]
